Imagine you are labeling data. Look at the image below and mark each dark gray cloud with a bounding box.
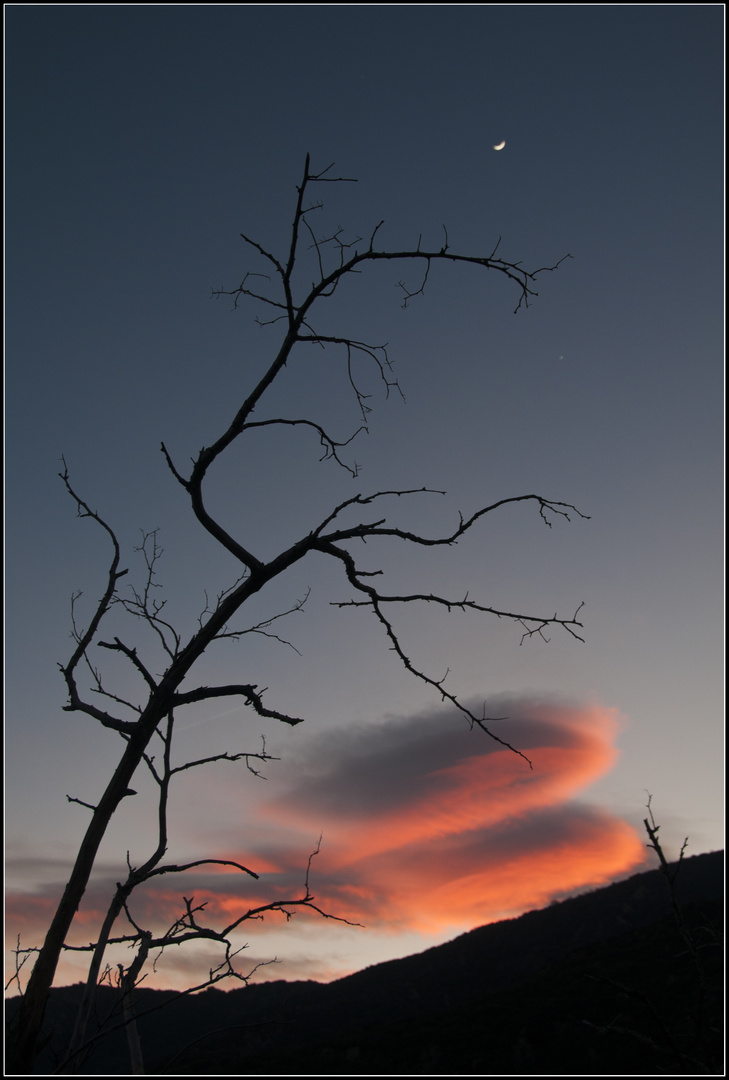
[267,694,613,822]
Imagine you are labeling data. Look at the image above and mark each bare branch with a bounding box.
[171,683,305,726]
[297,334,404,425]
[66,794,97,811]
[241,416,368,476]
[113,531,182,660]
[56,466,137,735]
[98,637,158,691]
[141,857,260,882]
[5,936,32,996]
[167,745,277,781]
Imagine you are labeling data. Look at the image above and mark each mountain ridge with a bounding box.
[6,849,723,1074]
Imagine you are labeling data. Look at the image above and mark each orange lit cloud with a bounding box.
[5,696,647,989]
[244,696,646,933]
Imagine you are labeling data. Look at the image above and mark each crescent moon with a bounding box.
[493,141,506,151]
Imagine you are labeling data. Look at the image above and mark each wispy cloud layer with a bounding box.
[6,696,646,988]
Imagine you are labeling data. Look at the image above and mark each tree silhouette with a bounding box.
[8,155,583,1073]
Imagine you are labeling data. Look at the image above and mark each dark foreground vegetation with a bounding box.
[7,850,723,1075]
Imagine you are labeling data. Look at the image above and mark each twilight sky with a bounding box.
[5,6,723,993]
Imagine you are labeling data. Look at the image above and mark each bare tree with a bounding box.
[8,155,584,1073]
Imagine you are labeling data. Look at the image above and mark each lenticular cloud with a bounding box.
[251,695,647,933]
[5,695,647,976]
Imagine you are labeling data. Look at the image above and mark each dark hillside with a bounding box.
[6,850,723,1074]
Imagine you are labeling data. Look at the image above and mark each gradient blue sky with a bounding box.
[5,6,723,991]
